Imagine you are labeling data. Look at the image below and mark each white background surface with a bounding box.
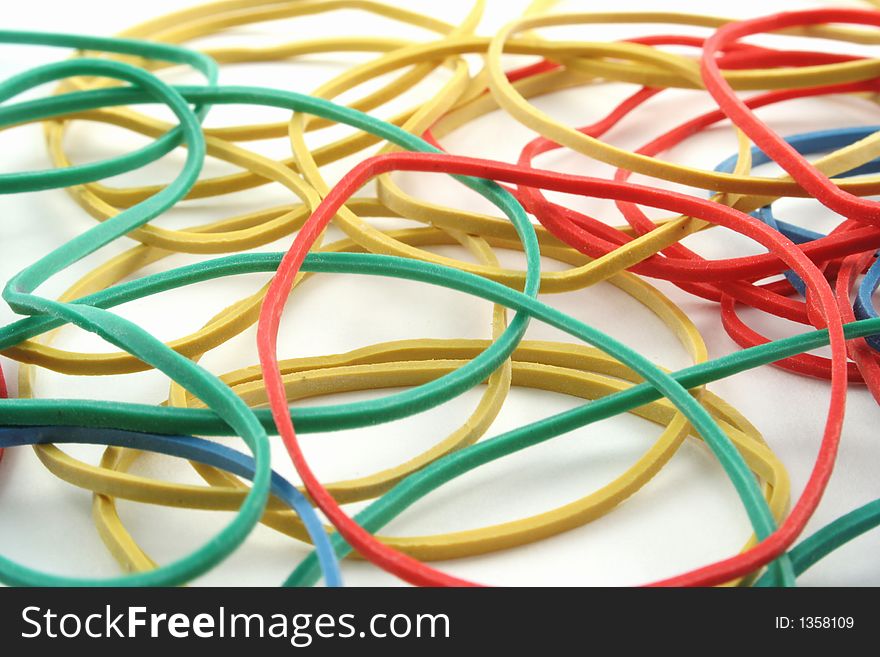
[0,0,878,586]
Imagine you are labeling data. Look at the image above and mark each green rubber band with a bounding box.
[755,498,880,586]
[0,31,216,193]
[0,44,277,586]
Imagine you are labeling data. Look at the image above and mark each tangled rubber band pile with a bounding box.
[2,0,880,587]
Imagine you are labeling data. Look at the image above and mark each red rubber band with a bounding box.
[257,149,847,587]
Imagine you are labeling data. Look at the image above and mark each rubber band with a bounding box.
[0,42,287,586]
[0,425,341,587]
[515,81,880,290]
[44,0,486,252]
[755,498,880,586]
[258,149,837,585]
[486,11,880,196]
[0,31,216,192]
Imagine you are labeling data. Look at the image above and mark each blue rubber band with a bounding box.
[0,425,342,587]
